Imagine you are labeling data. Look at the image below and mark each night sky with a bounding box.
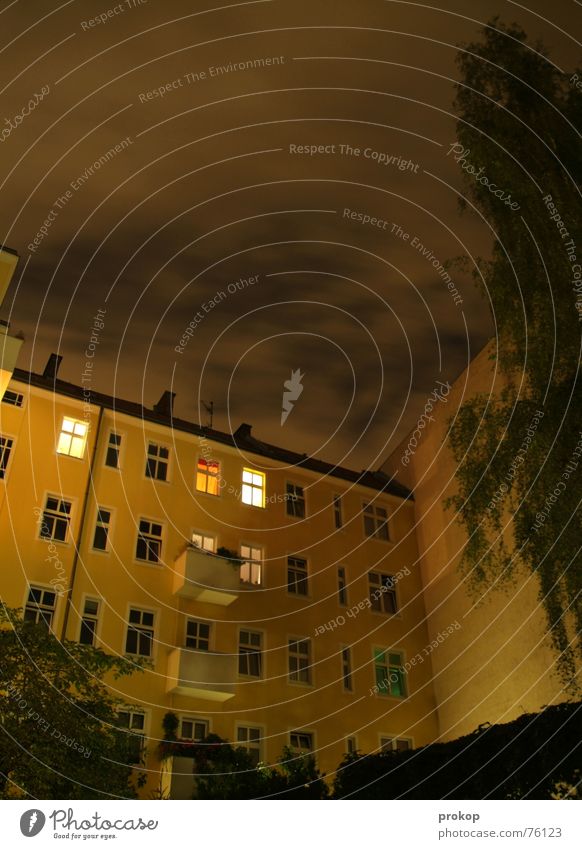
[1,0,578,469]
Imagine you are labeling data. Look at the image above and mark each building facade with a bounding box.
[0,361,439,797]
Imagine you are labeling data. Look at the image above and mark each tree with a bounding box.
[447,19,582,685]
[0,607,144,798]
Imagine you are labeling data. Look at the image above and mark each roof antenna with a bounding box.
[201,400,214,428]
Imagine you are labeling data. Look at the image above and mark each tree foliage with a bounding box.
[333,701,582,799]
[447,19,582,685]
[0,608,143,799]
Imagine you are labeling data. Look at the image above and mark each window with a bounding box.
[346,736,357,754]
[125,608,154,657]
[374,649,407,698]
[191,531,215,552]
[135,518,163,563]
[0,435,13,478]
[241,468,265,507]
[368,572,398,614]
[186,619,210,651]
[117,710,146,764]
[342,647,353,691]
[92,508,112,551]
[145,442,169,481]
[380,736,412,753]
[287,556,308,596]
[39,495,72,542]
[24,586,56,629]
[239,630,262,677]
[2,389,23,407]
[237,726,262,766]
[196,458,220,495]
[289,731,313,754]
[240,544,262,585]
[179,717,208,741]
[333,494,343,528]
[105,431,121,468]
[57,416,88,459]
[79,598,100,646]
[363,502,389,540]
[338,567,347,606]
[288,638,311,684]
[286,482,305,517]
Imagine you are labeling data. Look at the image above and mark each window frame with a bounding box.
[235,724,264,766]
[185,618,211,651]
[285,481,306,518]
[104,429,123,469]
[337,566,348,606]
[125,606,156,658]
[373,648,407,699]
[379,736,413,753]
[135,516,164,565]
[116,709,147,765]
[362,501,390,541]
[341,645,353,692]
[239,543,263,585]
[91,505,114,553]
[191,530,216,553]
[288,636,312,686]
[238,627,263,678]
[241,467,266,508]
[78,596,101,646]
[0,433,15,480]
[178,715,210,741]
[56,415,89,460]
[287,555,308,597]
[333,494,343,529]
[23,584,58,631]
[368,572,398,615]
[144,440,170,482]
[289,730,315,756]
[38,493,74,545]
[346,735,358,755]
[2,388,24,408]
[195,457,221,496]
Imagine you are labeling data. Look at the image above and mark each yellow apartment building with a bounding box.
[0,357,440,798]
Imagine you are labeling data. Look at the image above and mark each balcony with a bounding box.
[166,647,236,701]
[173,546,242,606]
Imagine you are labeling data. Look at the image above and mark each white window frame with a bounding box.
[191,530,216,552]
[91,506,114,553]
[368,572,398,614]
[285,481,306,518]
[104,429,123,469]
[289,730,315,755]
[241,467,266,508]
[179,715,210,741]
[373,648,407,699]
[144,440,170,482]
[2,388,24,408]
[239,543,263,585]
[287,555,308,596]
[38,493,74,544]
[238,627,263,678]
[185,618,211,651]
[288,636,312,686]
[135,517,164,564]
[235,724,264,765]
[379,735,413,753]
[56,416,89,459]
[78,596,101,646]
[116,709,147,764]
[341,645,353,692]
[23,584,58,631]
[363,501,390,541]
[125,606,156,658]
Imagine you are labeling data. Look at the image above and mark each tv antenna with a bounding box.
[201,400,214,428]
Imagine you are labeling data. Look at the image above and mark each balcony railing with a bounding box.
[173,545,242,605]
[166,647,236,701]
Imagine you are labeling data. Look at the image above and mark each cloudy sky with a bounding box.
[1,0,578,470]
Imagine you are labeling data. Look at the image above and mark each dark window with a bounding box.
[286,482,305,517]
[92,508,111,551]
[39,495,72,542]
[105,432,121,468]
[287,556,308,595]
[338,567,347,606]
[374,650,406,698]
[342,647,352,691]
[136,519,162,563]
[186,619,210,651]
[237,726,262,765]
[145,442,169,481]
[79,598,99,645]
[289,731,313,753]
[288,638,311,684]
[333,494,343,528]
[239,630,262,677]
[2,390,23,407]
[125,608,154,657]
[117,710,146,764]
[363,502,389,540]
[24,586,56,629]
[369,572,398,614]
[0,435,13,478]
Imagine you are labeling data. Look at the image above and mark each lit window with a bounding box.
[374,649,407,698]
[380,737,412,753]
[2,389,23,407]
[287,556,308,596]
[125,609,154,657]
[368,572,398,614]
[117,710,146,764]
[338,567,347,606]
[105,431,121,468]
[363,502,389,540]
[191,531,215,552]
[196,458,220,495]
[237,726,262,765]
[288,638,311,684]
[239,630,262,677]
[333,494,343,528]
[135,518,163,563]
[79,598,100,646]
[180,717,208,741]
[286,482,305,517]
[57,417,88,459]
[92,508,112,551]
[186,619,210,651]
[39,495,72,543]
[0,435,13,478]
[342,647,353,691]
[240,544,262,585]
[289,731,313,754]
[241,468,265,508]
[24,586,57,629]
[145,442,169,481]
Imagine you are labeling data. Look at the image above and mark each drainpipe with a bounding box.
[60,405,104,641]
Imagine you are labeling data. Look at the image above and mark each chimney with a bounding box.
[153,390,175,417]
[43,353,63,380]
[234,422,253,441]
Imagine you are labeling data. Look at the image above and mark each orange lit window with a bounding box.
[242,468,265,507]
[196,458,220,495]
[57,417,88,459]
